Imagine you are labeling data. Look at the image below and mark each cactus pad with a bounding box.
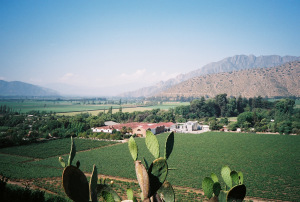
[89,164,98,202]
[230,171,239,186]
[146,131,160,159]
[126,188,134,200]
[157,181,175,202]
[165,132,174,160]
[135,160,150,199]
[213,182,221,197]
[221,166,232,189]
[97,184,122,201]
[227,184,246,202]
[211,172,219,183]
[148,157,168,197]
[128,136,138,161]
[62,165,89,202]
[202,177,214,199]
[68,136,76,166]
[238,171,244,184]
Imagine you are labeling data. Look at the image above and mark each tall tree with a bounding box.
[215,94,228,117]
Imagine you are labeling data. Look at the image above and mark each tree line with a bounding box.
[0,94,299,148]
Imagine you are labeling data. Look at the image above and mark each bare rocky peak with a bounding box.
[119,55,300,98]
[157,61,300,98]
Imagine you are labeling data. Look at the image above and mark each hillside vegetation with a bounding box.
[158,61,300,99]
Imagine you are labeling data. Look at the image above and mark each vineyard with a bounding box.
[0,132,299,201]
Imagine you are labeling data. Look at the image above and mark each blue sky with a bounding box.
[1,0,299,96]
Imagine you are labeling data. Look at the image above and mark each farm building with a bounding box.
[199,125,210,132]
[92,122,175,137]
[176,121,199,132]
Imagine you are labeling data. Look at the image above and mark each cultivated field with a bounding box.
[0,100,119,113]
[0,132,299,201]
[0,100,189,115]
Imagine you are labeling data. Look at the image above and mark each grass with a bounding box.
[0,138,117,159]
[0,153,62,179]
[0,132,299,201]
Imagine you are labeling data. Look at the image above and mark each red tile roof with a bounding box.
[95,122,175,131]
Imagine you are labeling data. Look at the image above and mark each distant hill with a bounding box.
[156,61,300,99]
[0,80,60,97]
[120,55,300,97]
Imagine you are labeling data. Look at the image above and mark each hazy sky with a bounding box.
[1,0,299,96]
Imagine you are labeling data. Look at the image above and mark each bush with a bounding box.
[228,122,238,131]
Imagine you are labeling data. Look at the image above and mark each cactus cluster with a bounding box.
[58,137,122,202]
[202,166,246,202]
[58,134,247,202]
[128,131,175,202]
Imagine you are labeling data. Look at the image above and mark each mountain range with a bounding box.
[120,55,300,98]
[1,55,299,98]
[0,80,60,97]
[157,61,300,99]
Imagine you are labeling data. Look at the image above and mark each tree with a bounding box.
[215,94,228,117]
[237,112,254,129]
[237,96,244,114]
[226,97,237,117]
[275,99,295,116]
[277,121,292,135]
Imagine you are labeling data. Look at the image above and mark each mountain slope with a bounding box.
[0,80,60,97]
[120,55,300,97]
[157,61,300,98]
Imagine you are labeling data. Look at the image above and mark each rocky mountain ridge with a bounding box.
[120,55,300,97]
[157,61,300,99]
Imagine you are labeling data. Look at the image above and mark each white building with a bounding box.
[176,121,199,132]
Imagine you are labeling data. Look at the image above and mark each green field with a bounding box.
[0,100,189,114]
[0,138,117,159]
[147,102,190,110]
[0,132,299,201]
[0,100,123,113]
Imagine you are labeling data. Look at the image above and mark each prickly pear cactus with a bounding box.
[128,136,138,161]
[60,137,122,202]
[89,164,98,202]
[202,177,214,199]
[227,184,246,202]
[157,181,175,202]
[62,165,89,202]
[135,160,150,199]
[164,131,174,160]
[129,131,175,201]
[202,166,247,202]
[148,157,168,197]
[213,182,221,197]
[230,171,239,186]
[145,130,160,159]
[221,166,232,189]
